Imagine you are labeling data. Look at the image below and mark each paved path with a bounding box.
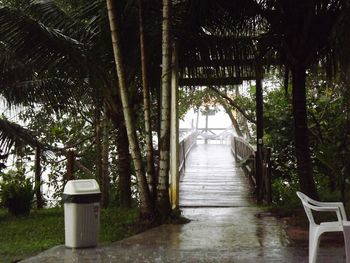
[21,207,347,263]
[21,143,348,262]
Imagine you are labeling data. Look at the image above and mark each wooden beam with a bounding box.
[170,44,180,210]
[179,77,254,87]
[180,58,280,68]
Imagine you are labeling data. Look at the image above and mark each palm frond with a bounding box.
[0,7,88,76]
[27,0,98,43]
[0,117,44,153]
[1,77,88,110]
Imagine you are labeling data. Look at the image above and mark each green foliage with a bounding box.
[262,69,350,204]
[0,206,139,262]
[272,176,300,207]
[99,207,139,242]
[263,87,296,185]
[0,150,6,174]
[0,169,34,216]
[306,72,350,201]
[178,88,216,119]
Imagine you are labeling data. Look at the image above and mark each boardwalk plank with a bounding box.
[179,144,253,207]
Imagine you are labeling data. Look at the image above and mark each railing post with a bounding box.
[256,147,264,204]
[234,137,238,160]
[66,150,75,181]
[182,140,186,171]
[265,147,272,204]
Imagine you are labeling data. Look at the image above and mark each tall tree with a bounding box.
[262,0,347,199]
[157,0,172,216]
[138,0,157,204]
[106,0,153,218]
[34,147,44,208]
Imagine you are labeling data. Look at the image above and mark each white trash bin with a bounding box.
[63,179,101,248]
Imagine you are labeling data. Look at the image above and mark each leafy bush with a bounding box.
[0,170,34,216]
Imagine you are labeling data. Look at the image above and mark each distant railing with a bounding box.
[179,130,198,173]
[231,135,272,204]
[193,127,234,144]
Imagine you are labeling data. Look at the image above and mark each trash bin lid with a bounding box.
[63,179,100,195]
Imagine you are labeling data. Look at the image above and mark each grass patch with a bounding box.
[0,206,139,263]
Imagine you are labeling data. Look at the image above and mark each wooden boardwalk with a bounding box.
[179,143,253,207]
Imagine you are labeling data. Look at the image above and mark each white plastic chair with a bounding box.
[296,191,348,263]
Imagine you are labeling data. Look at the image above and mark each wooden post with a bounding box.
[34,147,44,209]
[66,151,75,181]
[255,63,264,204]
[234,137,238,160]
[182,141,186,172]
[170,44,179,209]
[265,148,272,204]
[205,106,209,144]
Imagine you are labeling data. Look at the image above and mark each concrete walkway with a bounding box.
[21,144,347,262]
[21,207,347,263]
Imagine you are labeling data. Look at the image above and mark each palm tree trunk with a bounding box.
[116,120,132,208]
[291,65,319,200]
[102,106,110,208]
[106,0,153,217]
[157,0,172,216]
[94,100,104,206]
[138,0,157,204]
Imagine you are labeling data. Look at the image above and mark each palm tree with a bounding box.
[138,0,157,204]
[157,0,172,215]
[257,0,349,199]
[105,0,154,218]
[0,1,135,208]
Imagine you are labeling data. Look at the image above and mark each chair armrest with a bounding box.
[303,202,343,222]
[307,200,347,221]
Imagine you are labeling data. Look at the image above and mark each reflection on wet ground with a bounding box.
[21,144,347,262]
[21,207,347,262]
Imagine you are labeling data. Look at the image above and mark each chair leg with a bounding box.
[309,228,320,263]
[343,224,350,263]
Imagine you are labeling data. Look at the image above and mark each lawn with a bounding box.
[0,207,139,263]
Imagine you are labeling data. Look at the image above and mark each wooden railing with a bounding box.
[231,135,272,204]
[179,130,198,173]
[231,136,256,185]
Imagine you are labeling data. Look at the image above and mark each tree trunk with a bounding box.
[138,0,157,205]
[256,74,264,203]
[235,86,252,140]
[157,0,172,217]
[66,150,75,181]
[106,0,153,217]
[216,96,243,137]
[94,101,104,206]
[291,66,319,200]
[116,120,132,208]
[34,147,44,209]
[101,106,110,208]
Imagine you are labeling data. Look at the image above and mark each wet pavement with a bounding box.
[21,207,347,263]
[21,144,348,262]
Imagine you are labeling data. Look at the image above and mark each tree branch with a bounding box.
[208,86,256,124]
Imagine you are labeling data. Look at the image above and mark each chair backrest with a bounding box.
[296,191,316,225]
